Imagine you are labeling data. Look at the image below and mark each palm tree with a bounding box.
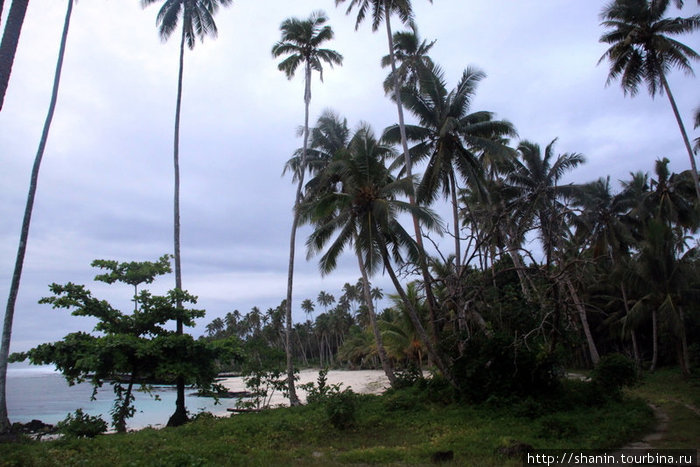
[272,10,342,406]
[508,139,600,364]
[317,290,336,313]
[140,0,233,427]
[335,0,441,345]
[598,0,700,199]
[380,28,435,94]
[306,124,451,385]
[387,64,516,272]
[693,106,699,153]
[0,0,29,111]
[301,298,315,319]
[0,0,74,435]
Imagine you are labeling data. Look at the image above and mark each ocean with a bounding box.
[6,365,232,430]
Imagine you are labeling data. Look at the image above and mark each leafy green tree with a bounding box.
[273,10,342,406]
[0,0,29,111]
[0,0,75,435]
[10,257,236,433]
[140,0,233,427]
[598,0,700,199]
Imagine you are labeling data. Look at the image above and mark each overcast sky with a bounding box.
[1,0,698,354]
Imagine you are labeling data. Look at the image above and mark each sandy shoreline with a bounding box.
[209,369,390,416]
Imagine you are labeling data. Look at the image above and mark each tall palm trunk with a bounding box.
[283,63,313,407]
[167,20,187,428]
[354,232,396,386]
[383,6,440,345]
[0,0,73,434]
[0,0,29,111]
[449,172,461,271]
[660,72,700,200]
[619,283,641,368]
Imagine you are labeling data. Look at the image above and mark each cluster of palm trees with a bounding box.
[273,0,700,395]
[0,0,698,433]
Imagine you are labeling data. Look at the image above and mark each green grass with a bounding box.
[0,380,662,466]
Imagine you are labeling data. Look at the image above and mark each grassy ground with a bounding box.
[3,370,693,466]
[624,368,700,450]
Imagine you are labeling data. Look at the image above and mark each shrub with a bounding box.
[301,368,344,405]
[538,414,579,438]
[591,353,637,398]
[56,409,108,438]
[325,388,357,430]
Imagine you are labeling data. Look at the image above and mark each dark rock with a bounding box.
[431,450,454,463]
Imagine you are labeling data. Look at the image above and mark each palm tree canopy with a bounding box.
[598,0,700,97]
[380,29,436,94]
[271,10,343,82]
[141,0,233,49]
[335,0,419,32]
[306,124,441,276]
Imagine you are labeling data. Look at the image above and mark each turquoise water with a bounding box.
[6,366,233,430]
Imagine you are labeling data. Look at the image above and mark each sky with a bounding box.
[1,0,699,354]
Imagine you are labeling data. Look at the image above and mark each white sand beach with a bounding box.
[210,369,390,416]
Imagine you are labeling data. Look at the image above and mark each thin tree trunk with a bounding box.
[619,283,641,368]
[564,277,600,365]
[355,233,396,386]
[0,0,73,434]
[660,73,700,200]
[650,309,658,372]
[0,0,29,111]
[679,307,690,377]
[284,63,312,407]
[167,21,187,428]
[449,172,461,272]
[383,7,441,345]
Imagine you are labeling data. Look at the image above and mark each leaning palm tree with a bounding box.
[272,10,342,406]
[0,0,74,434]
[598,0,700,199]
[140,0,233,427]
[335,0,442,345]
[0,0,29,111]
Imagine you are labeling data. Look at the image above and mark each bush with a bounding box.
[591,353,637,398]
[56,409,108,438]
[451,334,561,402]
[325,388,357,430]
[301,368,344,405]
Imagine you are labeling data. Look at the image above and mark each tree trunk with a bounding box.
[167,22,188,428]
[564,277,600,365]
[619,283,641,368]
[0,0,73,435]
[650,309,658,372]
[660,72,700,200]
[383,6,441,345]
[0,0,29,111]
[355,233,396,386]
[283,63,313,407]
[449,172,461,272]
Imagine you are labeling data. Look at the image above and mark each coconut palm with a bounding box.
[693,106,699,153]
[140,0,233,427]
[387,64,517,272]
[272,10,342,406]
[335,0,441,344]
[598,0,700,199]
[508,139,600,364]
[316,290,336,313]
[306,124,452,385]
[0,0,29,111]
[380,28,435,94]
[0,0,74,434]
